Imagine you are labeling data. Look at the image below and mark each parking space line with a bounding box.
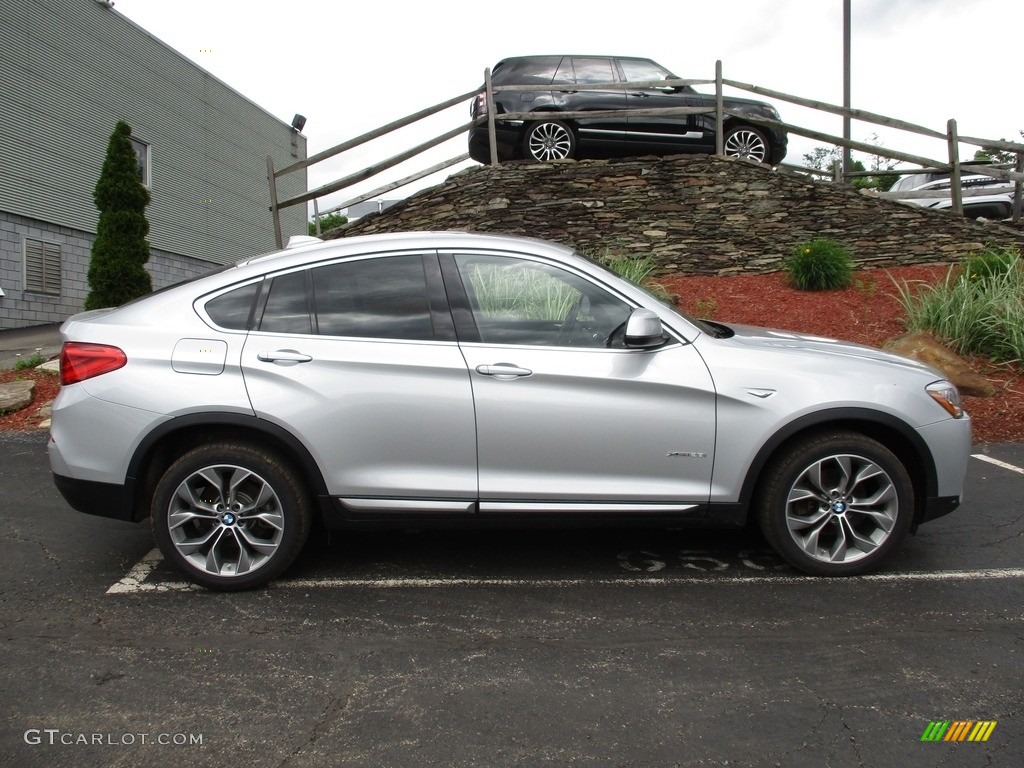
[106,550,1024,594]
[106,549,198,594]
[972,453,1024,475]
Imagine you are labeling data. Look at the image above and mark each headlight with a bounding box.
[927,380,964,418]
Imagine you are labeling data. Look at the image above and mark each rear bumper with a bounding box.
[468,126,520,164]
[52,473,143,523]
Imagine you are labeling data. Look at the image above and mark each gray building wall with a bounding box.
[0,0,307,329]
[0,210,213,328]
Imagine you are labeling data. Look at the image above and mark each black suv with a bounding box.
[469,55,787,165]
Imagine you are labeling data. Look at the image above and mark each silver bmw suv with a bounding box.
[49,232,971,590]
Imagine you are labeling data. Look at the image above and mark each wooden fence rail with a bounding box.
[268,61,1024,245]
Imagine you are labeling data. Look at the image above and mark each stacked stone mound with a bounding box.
[327,155,1024,275]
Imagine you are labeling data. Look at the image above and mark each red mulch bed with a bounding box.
[0,368,61,430]
[2,263,1021,442]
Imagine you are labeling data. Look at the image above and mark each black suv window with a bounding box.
[493,56,562,86]
[570,58,616,85]
[619,58,674,83]
[312,255,434,340]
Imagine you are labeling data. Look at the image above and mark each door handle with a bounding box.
[257,349,313,366]
[475,363,533,379]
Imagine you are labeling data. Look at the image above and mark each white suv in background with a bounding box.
[892,170,1016,220]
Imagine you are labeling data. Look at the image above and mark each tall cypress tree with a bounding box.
[85,121,153,310]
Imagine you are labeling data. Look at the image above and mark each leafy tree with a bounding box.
[802,133,898,191]
[308,211,348,236]
[85,121,152,310]
[973,130,1024,164]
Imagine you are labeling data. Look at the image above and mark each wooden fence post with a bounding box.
[1014,152,1022,224]
[946,119,962,216]
[833,159,842,184]
[485,68,498,166]
[267,156,283,249]
[715,60,724,157]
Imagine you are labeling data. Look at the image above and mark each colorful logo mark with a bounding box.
[921,721,997,742]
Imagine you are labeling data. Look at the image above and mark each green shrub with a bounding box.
[894,247,1024,364]
[13,352,46,371]
[786,239,854,291]
[960,245,1020,283]
[85,121,153,310]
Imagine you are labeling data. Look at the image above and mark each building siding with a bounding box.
[0,210,215,328]
[0,0,307,329]
[0,0,306,263]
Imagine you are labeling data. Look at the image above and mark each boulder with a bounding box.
[883,332,996,397]
[0,379,35,415]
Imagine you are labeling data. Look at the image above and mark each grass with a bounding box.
[894,246,1024,365]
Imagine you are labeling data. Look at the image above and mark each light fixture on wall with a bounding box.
[291,114,306,132]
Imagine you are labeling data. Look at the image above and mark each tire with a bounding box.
[150,442,312,591]
[756,432,914,576]
[523,119,576,162]
[723,124,770,164]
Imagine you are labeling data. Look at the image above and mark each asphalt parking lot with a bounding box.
[1,431,1021,767]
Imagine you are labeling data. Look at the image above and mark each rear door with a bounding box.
[551,57,627,155]
[240,252,477,511]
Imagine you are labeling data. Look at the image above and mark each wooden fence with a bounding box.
[267,60,1024,246]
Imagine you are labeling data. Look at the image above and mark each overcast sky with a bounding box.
[114,0,1023,217]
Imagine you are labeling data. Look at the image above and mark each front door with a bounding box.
[444,252,717,513]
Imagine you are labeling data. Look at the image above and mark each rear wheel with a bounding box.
[523,119,576,162]
[151,442,311,591]
[756,432,914,576]
[724,125,770,163]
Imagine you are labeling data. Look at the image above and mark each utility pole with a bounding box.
[843,0,851,181]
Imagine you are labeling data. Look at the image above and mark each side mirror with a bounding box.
[624,309,667,349]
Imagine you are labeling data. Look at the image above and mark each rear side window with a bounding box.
[493,57,562,86]
[570,58,616,85]
[260,271,311,335]
[204,281,260,330]
[312,255,434,340]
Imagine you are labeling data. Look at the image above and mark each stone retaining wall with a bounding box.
[327,155,1024,275]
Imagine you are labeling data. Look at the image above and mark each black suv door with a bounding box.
[549,57,626,156]
[617,58,710,154]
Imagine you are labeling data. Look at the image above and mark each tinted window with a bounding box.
[619,59,674,83]
[455,255,631,348]
[205,281,260,330]
[312,255,434,340]
[571,58,616,85]
[493,56,562,86]
[260,271,311,335]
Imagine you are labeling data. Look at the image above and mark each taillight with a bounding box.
[472,93,488,118]
[60,342,127,385]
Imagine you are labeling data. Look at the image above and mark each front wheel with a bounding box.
[151,442,312,590]
[756,432,914,576]
[523,119,576,162]
[723,125,770,164]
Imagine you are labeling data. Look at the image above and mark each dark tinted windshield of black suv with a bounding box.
[492,57,561,86]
